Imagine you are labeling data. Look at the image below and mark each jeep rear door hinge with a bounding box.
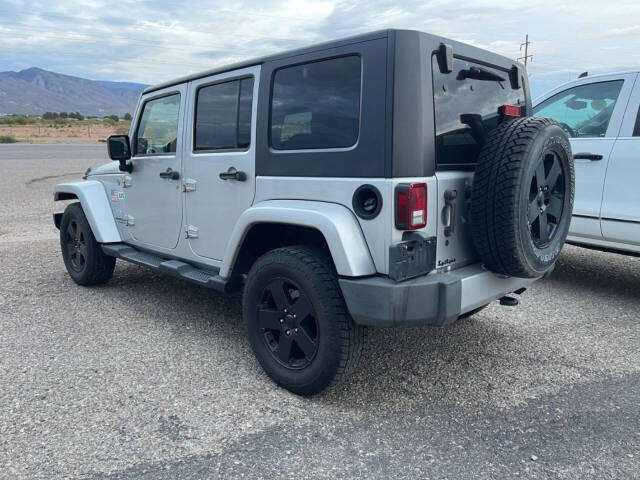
[182,178,197,192]
[185,225,199,239]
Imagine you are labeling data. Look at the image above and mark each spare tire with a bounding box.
[470,117,574,278]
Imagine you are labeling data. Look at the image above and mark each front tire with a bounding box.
[60,202,115,286]
[243,246,364,396]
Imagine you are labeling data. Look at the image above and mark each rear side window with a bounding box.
[533,80,623,138]
[194,77,254,151]
[270,56,361,150]
[432,56,525,167]
[135,94,181,155]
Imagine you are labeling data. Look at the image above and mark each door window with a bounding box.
[533,81,623,138]
[194,77,254,151]
[633,105,640,137]
[270,55,361,150]
[135,94,181,155]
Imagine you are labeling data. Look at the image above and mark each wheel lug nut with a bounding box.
[283,308,287,313]
[293,314,296,319]
[285,329,290,335]
[294,328,298,333]
[279,318,284,324]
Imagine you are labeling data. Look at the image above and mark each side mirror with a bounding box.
[107,135,133,173]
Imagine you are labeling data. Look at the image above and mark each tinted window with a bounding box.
[633,105,640,137]
[238,78,253,147]
[271,56,361,150]
[135,94,180,155]
[194,77,254,151]
[432,56,525,167]
[533,80,623,138]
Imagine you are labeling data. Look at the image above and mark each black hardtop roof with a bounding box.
[143,30,389,94]
[143,28,524,95]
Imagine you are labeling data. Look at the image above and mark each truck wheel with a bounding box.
[60,202,115,286]
[471,117,574,278]
[243,246,364,396]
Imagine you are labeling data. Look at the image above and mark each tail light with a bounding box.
[500,104,522,117]
[395,183,427,230]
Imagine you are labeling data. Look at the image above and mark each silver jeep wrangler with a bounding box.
[54,29,574,395]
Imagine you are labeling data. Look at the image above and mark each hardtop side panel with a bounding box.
[255,36,390,178]
[392,30,435,178]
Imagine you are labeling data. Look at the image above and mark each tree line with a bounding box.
[0,112,133,125]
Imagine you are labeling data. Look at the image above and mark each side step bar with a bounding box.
[102,243,239,293]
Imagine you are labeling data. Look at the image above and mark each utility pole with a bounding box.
[518,34,533,66]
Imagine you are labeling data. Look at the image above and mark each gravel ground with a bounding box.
[1,144,639,479]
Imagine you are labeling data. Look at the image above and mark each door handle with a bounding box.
[442,189,457,237]
[219,167,247,181]
[573,152,603,161]
[159,167,180,180]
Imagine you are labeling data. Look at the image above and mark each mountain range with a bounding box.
[0,67,148,116]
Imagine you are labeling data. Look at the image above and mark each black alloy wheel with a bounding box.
[527,151,566,248]
[64,218,88,272]
[258,278,319,369]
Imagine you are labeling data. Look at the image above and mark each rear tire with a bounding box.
[471,117,574,278]
[243,246,364,396]
[60,202,115,286]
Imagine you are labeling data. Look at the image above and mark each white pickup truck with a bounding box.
[533,71,640,254]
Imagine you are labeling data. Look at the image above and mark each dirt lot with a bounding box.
[0,123,125,143]
[0,144,639,479]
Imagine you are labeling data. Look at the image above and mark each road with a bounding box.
[1,144,639,479]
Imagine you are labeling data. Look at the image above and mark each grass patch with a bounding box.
[0,135,18,143]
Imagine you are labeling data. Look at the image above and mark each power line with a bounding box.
[517,34,533,66]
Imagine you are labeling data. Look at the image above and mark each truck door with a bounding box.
[126,86,186,250]
[183,66,259,260]
[601,73,640,245]
[533,73,635,241]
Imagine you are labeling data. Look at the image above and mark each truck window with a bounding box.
[533,80,623,138]
[194,77,254,151]
[270,55,361,150]
[633,105,640,137]
[135,94,181,155]
[432,56,525,167]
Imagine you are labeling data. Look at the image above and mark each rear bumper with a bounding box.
[339,264,536,327]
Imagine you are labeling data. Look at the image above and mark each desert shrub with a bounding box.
[0,135,18,143]
[0,114,32,125]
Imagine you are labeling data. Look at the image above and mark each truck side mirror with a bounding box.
[107,135,133,173]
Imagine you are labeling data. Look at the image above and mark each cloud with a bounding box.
[0,0,638,98]
[603,25,640,37]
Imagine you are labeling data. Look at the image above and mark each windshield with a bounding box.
[432,56,525,167]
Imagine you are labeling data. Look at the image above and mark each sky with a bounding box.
[1,0,639,98]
